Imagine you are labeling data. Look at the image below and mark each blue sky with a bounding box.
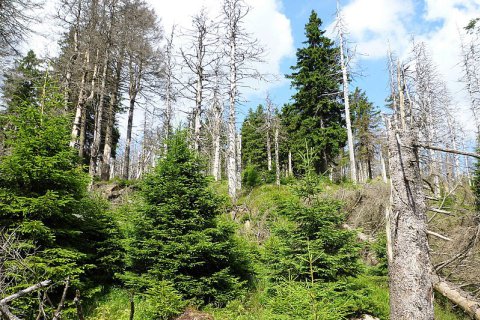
[256,0,480,140]
[28,0,480,140]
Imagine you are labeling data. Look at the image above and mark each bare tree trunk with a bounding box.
[380,148,388,183]
[387,124,434,320]
[70,50,89,150]
[78,101,87,159]
[266,131,272,171]
[275,124,280,186]
[101,56,123,180]
[236,132,242,191]
[227,36,237,200]
[288,151,293,176]
[123,58,142,180]
[89,51,109,177]
[338,20,357,183]
[123,97,135,180]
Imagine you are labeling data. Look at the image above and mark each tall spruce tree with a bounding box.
[350,88,380,180]
[282,10,345,174]
[124,131,252,306]
[241,105,268,171]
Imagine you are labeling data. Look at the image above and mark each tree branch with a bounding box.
[0,280,52,304]
[416,144,480,159]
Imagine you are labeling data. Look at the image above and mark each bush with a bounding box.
[243,165,262,188]
[264,199,362,282]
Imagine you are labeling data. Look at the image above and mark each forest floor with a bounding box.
[87,179,471,320]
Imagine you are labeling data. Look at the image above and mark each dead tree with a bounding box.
[222,0,264,201]
[335,3,357,183]
[180,9,218,152]
[387,65,434,319]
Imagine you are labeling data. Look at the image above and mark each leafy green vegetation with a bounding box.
[120,132,253,310]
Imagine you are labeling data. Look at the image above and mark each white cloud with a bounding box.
[335,0,480,140]
[150,0,294,98]
[337,0,414,59]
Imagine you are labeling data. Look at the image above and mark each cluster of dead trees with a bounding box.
[50,0,264,202]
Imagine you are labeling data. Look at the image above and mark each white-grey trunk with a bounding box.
[380,148,388,183]
[70,50,89,149]
[236,132,242,191]
[266,131,272,171]
[288,151,293,176]
[227,18,238,201]
[275,125,280,186]
[387,124,434,320]
[193,72,203,152]
[101,56,122,181]
[89,51,109,177]
[339,28,357,183]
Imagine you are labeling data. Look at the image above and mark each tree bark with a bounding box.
[338,23,356,183]
[101,56,122,180]
[387,125,434,320]
[236,132,242,191]
[275,124,280,186]
[89,51,109,177]
[70,50,89,151]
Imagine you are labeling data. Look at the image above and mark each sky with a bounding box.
[25,0,480,141]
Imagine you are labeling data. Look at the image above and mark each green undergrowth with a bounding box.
[85,180,470,319]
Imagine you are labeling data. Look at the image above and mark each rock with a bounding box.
[175,307,213,320]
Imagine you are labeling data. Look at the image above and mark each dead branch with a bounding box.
[0,303,20,320]
[428,207,454,216]
[417,144,480,159]
[426,230,452,241]
[0,280,52,305]
[52,277,70,320]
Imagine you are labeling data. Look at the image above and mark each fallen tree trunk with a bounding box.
[344,224,480,319]
[432,275,480,319]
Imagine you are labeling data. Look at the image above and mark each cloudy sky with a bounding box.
[27,0,480,139]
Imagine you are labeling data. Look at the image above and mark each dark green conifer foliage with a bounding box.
[0,67,120,306]
[2,50,42,109]
[350,88,380,179]
[265,199,362,283]
[241,105,267,170]
[125,132,252,306]
[283,10,346,174]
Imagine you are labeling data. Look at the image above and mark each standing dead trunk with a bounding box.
[70,50,89,150]
[123,58,143,180]
[266,131,272,171]
[387,123,434,320]
[89,51,110,177]
[211,74,223,181]
[227,35,237,200]
[123,97,135,180]
[338,18,357,183]
[288,151,293,176]
[101,55,123,180]
[380,148,388,183]
[236,133,242,191]
[274,124,280,186]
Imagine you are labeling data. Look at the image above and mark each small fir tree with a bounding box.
[124,131,252,306]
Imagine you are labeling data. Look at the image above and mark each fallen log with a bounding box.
[432,275,480,319]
